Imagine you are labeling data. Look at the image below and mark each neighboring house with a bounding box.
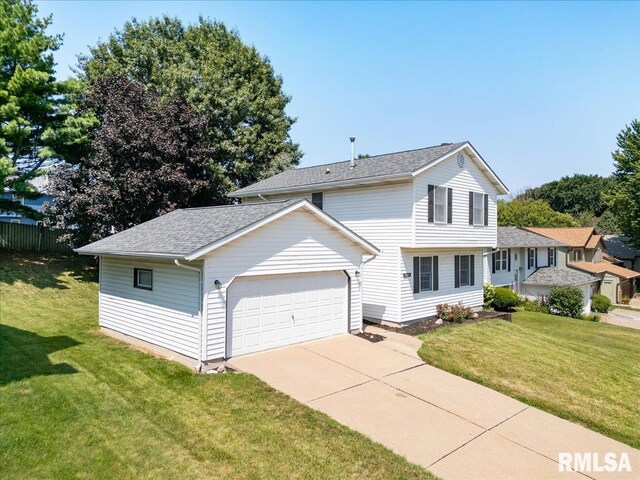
[0,176,52,225]
[77,199,380,367]
[230,141,509,325]
[525,227,639,303]
[488,227,599,313]
[603,234,640,276]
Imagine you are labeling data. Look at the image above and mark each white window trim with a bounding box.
[433,186,447,224]
[549,248,556,266]
[473,192,484,226]
[495,250,508,271]
[418,256,433,292]
[134,268,153,290]
[459,254,471,287]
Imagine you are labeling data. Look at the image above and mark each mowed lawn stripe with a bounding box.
[0,253,436,480]
[418,312,640,449]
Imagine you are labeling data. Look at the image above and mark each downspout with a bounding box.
[357,254,377,333]
[174,259,205,372]
[258,194,268,202]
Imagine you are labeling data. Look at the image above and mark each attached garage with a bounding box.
[227,271,348,357]
[76,199,379,369]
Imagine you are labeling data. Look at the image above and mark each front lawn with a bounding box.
[418,312,640,449]
[0,253,434,479]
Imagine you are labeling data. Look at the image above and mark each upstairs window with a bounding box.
[548,248,556,267]
[311,192,323,210]
[573,249,583,261]
[528,248,536,269]
[134,268,153,290]
[473,192,484,225]
[434,186,447,223]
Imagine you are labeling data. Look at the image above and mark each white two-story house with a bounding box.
[231,141,509,325]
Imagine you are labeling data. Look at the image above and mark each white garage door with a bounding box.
[227,271,348,357]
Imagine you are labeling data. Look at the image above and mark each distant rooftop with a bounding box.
[497,227,565,248]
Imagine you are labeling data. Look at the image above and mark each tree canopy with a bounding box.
[44,76,218,246]
[0,0,78,218]
[519,174,616,217]
[77,16,302,202]
[609,120,640,247]
[498,198,579,228]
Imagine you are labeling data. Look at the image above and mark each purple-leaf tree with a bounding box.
[44,76,221,246]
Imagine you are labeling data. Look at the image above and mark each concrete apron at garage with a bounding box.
[229,333,640,480]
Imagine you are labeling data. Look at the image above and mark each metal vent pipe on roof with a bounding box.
[350,136,356,168]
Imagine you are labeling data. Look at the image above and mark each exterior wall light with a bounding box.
[214,280,222,290]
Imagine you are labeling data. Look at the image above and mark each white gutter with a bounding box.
[174,260,206,372]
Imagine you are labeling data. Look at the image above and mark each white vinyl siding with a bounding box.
[400,248,483,323]
[414,148,497,247]
[99,257,202,358]
[203,209,365,360]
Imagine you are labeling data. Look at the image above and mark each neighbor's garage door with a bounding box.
[227,271,348,357]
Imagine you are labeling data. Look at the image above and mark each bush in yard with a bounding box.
[436,304,473,323]
[483,283,496,309]
[492,287,520,311]
[591,294,611,313]
[549,286,584,318]
[582,312,601,322]
[520,298,550,314]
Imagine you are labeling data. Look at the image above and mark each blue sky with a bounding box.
[37,1,640,194]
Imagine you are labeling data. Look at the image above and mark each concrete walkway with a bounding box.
[603,308,640,330]
[229,334,639,480]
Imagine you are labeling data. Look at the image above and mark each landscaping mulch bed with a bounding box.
[366,310,512,337]
[355,331,386,343]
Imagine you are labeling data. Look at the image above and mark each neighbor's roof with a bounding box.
[522,267,599,286]
[603,234,640,260]
[569,261,640,279]
[497,227,565,248]
[75,199,380,260]
[230,141,508,197]
[523,227,596,248]
[586,234,604,249]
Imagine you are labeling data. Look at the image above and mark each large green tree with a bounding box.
[498,198,579,228]
[0,0,91,218]
[609,120,640,247]
[78,16,301,200]
[520,174,616,217]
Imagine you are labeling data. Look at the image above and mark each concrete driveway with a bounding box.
[603,308,640,330]
[229,333,639,480]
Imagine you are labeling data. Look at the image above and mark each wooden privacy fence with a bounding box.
[0,222,72,254]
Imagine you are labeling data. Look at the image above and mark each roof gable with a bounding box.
[230,141,508,197]
[75,200,380,259]
[569,261,640,279]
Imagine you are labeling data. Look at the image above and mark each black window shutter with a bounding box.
[470,255,475,286]
[413,257,420,294]
[535,249,538,268]
[454,255,460,288]
[508,249,511,271]
[491,252,496,273]
[447,188,453,224]
[468,192,474,225]
[433,256,439,291]
[554,248,557,266]
[483,194,489,226]
[427,185,435,223]
[548,248,552,266]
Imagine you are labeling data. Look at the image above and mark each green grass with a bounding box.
[0,253,435,479]
[418,312,640,449]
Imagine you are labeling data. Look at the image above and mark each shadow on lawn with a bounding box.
[0,324,80,386]
[0,252,97,289]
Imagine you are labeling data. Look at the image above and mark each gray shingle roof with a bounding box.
[497,227,566,248]
[522,267,599,286]
[76,201,296,257]
[603,235,640,260]
[230,142,469,196]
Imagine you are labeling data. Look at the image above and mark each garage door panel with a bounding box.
[228,271,348,357]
